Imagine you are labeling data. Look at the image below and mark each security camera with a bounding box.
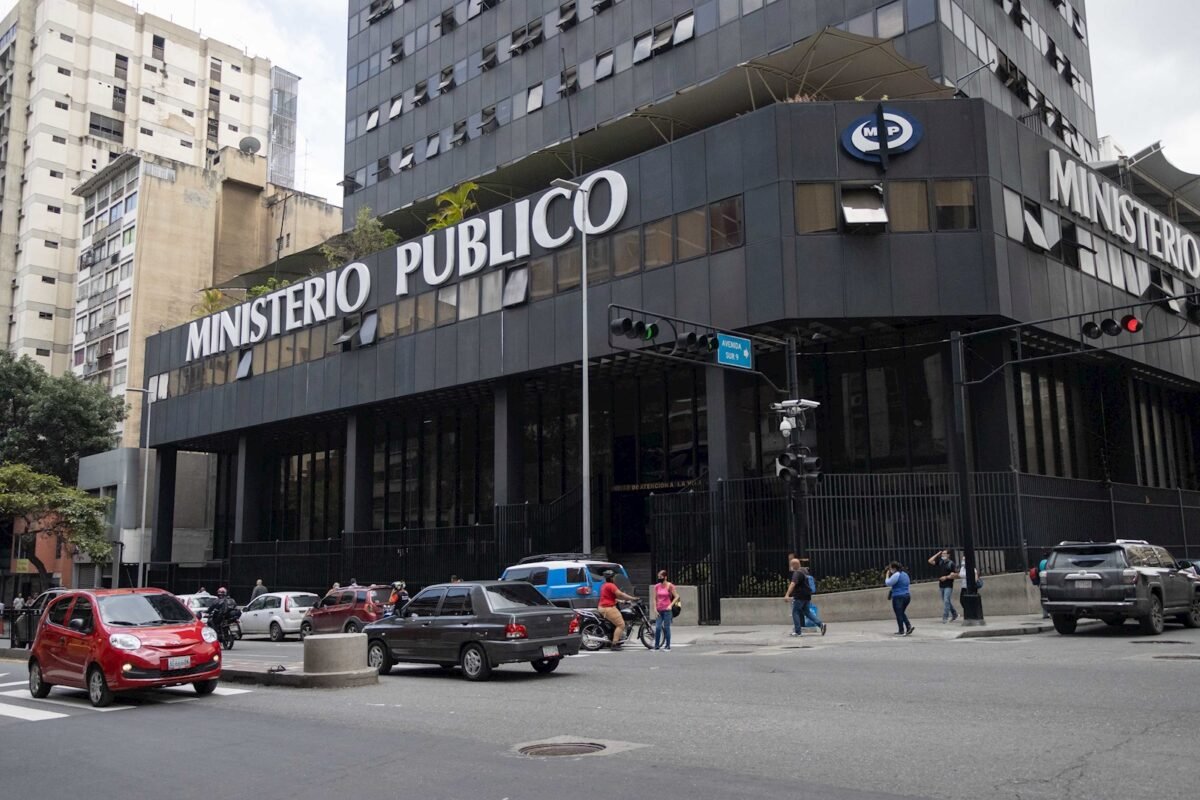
[779,417,796,437]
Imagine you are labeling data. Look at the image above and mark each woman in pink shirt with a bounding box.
[653,570,681,650]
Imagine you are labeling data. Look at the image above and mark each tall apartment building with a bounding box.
[0,0,299,374]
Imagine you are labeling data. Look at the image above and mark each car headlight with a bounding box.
[201,626,218,643]
[109,633,142,651]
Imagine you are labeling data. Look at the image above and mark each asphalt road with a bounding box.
[1,622,1197,800]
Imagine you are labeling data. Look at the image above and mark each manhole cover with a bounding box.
[519,742,606,757]
[1152,654,1200,660]
[1131,640,1189,645]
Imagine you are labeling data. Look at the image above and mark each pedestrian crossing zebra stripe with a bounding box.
[0,701,67,721]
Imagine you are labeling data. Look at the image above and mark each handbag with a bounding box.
[670,598,682,619]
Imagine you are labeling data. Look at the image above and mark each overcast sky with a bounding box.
[12,1,1199,210]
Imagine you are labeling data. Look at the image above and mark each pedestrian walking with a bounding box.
[927,548,959,623]
[251,579,268,600]
[0,597,6,636]
[782,558,813,636]
[653,570,680,650]
[450,575,462,583]
[331,582,341,592]
[1037,551,1050,618]
[802,570,827,635]
[13,595,24,612]
[958,562,982,609]
[884,562,914,636]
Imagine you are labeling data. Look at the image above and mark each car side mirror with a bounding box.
[68,617,85,632]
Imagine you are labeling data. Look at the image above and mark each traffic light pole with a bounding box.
[950,331,984,625]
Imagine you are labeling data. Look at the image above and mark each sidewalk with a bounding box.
[668,614,1082,648]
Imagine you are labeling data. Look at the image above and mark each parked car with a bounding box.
[1041,539,1200,635]
[499,554,634,607]
[364,580,581,681]
[28,588,221,707]
[301,585,391,637]
[239,591,319,641]
[9,587,70,648]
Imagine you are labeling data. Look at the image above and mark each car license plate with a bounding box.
[541,645,559,658]
[1073,580,1092,590]
[167,656,191,670]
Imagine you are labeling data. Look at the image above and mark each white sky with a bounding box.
[9,1,1199,211]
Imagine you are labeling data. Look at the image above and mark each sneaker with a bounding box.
[894,631,906,636]
[905,627,915,636]
[789,631,802,637]
[820,623,827,636]
[664,646,671,651]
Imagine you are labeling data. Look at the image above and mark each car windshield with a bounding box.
[99,594,195,626]
[191,597,218,609]
[290,594,318,608]
[586,562,623,579]
[486,583,552,611]
[1048,549,1126,569]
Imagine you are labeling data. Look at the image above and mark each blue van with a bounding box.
[499,554,634,608]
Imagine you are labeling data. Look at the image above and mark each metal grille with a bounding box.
[227,539,342,600]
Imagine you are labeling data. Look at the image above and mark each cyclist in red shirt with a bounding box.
[598,570,637,649]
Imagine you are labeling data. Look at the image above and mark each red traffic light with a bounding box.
[1121,314,1143,333]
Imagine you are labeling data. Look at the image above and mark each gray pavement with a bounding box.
[1,617,1197,799]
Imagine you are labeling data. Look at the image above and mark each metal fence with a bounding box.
[495,485,586,565]
[227,539,343,601]
[144,561,227,596]
[647,471,1200,624]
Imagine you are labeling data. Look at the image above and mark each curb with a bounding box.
[219,666,378,689]
[0,647,28,661]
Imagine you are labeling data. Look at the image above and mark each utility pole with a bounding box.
[950,331,984,625]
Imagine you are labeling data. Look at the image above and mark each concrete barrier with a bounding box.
[304,632,370,673]
[647,584,699,627]
[719,572,1041,626]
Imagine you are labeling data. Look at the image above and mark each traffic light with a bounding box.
[1081,314,1142,340]
[674,331,718,356]
[609,316,659,342]
[776,445,821,484]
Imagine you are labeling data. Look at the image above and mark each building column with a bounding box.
[705,367,747,490]
[966,334,1020,471]
[342,413,374,546]
[151,447,176,563]
[493,379,525,505]
[233,434,264,545]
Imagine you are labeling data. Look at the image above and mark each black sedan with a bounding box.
[363,581,582,681]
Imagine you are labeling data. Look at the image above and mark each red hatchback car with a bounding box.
[28,588,222,707]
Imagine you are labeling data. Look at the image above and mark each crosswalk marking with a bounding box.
[159,684,252,696]
[0,680,28,688]
[0,688,133,712]
[0,701,68,722]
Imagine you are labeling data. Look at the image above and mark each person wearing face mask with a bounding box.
[653,570,680,651]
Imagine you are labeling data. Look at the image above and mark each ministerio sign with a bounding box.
[185,170,629,362]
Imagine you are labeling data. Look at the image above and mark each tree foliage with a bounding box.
[321,206,399,267]
[0,351,124,484]
[247,276,290,299]
[426,182,480,232]
[0,463,111,592]
[191,287,235,318]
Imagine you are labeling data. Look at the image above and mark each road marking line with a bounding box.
[159,685,252,696]
[0,689,132,712]
[0,701,68,721]
[0,680,28,687]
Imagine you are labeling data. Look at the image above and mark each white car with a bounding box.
[238,591,320,641]
[177,592,219,621]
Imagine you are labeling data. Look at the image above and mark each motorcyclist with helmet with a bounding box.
[387,581,409,616]
[207,587,238,643]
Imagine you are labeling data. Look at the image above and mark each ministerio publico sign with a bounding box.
[185,170,628,362]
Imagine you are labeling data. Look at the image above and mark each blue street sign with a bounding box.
[716,333,753,370]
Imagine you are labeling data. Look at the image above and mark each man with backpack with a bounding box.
[783,558,814,636]
[1030,552,1050,618]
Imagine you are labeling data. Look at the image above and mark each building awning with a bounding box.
[1097,142,1200,237]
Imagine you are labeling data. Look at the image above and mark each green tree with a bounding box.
[191,287,234,318]
[247,276,290,299]
[0,351,124,484]
[0,463,111,593]
[426,182,480,232]
[321,205,399,267]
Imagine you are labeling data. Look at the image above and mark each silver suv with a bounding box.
[1041,539,1200,635]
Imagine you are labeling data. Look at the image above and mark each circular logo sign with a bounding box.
[841,110,923,164]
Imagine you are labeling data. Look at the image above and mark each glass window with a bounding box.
[440,587,474,616]
[279,334,295,369]
[708,196,743,252]
[557,248,581,291]
[503,267,529,307]
[403,588,445,617]
[1003,188,1024,240]
[644,218,672,268]
[587,237,610,284]
[795,183,837,234]
[888,181,929,231]
[459,277,479,319]
[436,286,458,326]
[676,208,707,260]
[613,228,640,276]
[416,292,436,331]
[526,83,543,113]
[907,0,937,29]
[376,303,396,340]
[481,271,503,314]
[876,1,904,38]
[934,180,976,230]
[396,298,415,335]
[530,256,554,299]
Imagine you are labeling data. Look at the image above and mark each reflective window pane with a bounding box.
[676,208,706,260]
[481,271,503,313]
[643,218,672,268]
[557,248,581,290]
[416,292,436,331]
[530,256,554,299]
[888,181,929,232]
[795,183,837,234]
[708,196,743,252]
[436,286,457,326]
[459,277,480,319]
[612,228,640,276]
[934,180,976,230]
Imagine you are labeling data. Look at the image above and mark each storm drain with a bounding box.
[1152,654,1200,661]
[519,742,607,757]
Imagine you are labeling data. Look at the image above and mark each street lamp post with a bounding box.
[551,177,591,556]
[126,387,152,588]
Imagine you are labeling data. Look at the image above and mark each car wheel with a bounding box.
[299,621,312,640]
[580,621,606,651]
[193,679,218,696]
[269,622,284,642]
[28,660,51,698]
[1103,617,1125,628]
[1051,614,1077,635]
[460,643,492,681]
[1138,595,1165,635]
[87,666,113,708]
[345,620,361,634]
[1178,597,1200,628]
[531,658,560,674]
[367,640,393,675]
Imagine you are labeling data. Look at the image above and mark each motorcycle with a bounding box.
[577,601,653,651]
[207,608,242,651]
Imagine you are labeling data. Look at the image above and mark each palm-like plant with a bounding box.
[426,182,480,232]
[191,287,232,317]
